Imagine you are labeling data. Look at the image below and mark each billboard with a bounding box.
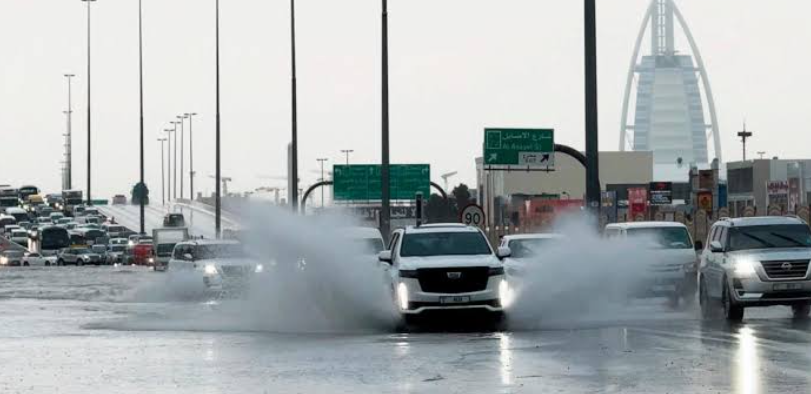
[648,182,673,206]
[628,187,648,217]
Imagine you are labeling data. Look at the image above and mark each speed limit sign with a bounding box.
[459,204,486,228]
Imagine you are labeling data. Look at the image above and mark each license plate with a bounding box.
[439,296,471,304]
[773,283,803,291]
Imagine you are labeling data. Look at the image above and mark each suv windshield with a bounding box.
[400,232,492,257]
[728,224,811,251]
[509,238,557,258]
[626,227,692,249]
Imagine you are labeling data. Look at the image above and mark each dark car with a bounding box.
[163,213,186,228]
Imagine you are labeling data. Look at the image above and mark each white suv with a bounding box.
[699,216,811,322]
[168,239,263,294]
[378,224,511,323]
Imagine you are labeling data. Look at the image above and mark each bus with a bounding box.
[39,226,71,256]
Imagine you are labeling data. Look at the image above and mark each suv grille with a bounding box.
[761,260,810,280]
[417,267,490,294]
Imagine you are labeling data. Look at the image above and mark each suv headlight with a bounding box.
[734,258,757,277]
[499,279,513,308]
[255,264,264,273]
[204,264,218,275]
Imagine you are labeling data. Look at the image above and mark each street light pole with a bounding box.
[289,0,299,213]
[584,0,601,215]
[164,127,174,202]
[177,114,187,200]
[64,74,75,191]
[81,0,97,205]
[340,149,353,166]
[215,0,222,237]
[158,138,167,205]
[171,120,179,199]
[185,112,197,200]
[317,158,328,208]
[380,0,391,242]
[138,0,146,235]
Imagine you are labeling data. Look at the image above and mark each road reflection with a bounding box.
[498,333,513,386]
[734,326,761,394]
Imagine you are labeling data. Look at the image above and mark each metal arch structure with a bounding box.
[619,0,722,164]
[299,181,448,215]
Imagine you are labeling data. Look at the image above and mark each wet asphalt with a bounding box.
[1,266,810,394]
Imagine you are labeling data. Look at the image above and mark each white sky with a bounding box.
[1,0,810,199]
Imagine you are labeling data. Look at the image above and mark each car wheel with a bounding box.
[23,262,29,267]
[57,259,64,266]
[792,304,811,319]
[722,281,744,322]
[699,280,715,319]
[77,260,84,267]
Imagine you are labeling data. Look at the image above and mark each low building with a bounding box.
[727,159,811,216]
[476,151,654,226]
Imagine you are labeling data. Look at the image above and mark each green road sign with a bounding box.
[484,128,555,167]
[333,164,430,201]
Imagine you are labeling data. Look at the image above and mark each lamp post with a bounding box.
[289,0,299,213]
[177,114,188,200]
[81,0,97,205]
[138,0,146,235]
[170,120,179,199]
[214,0,222,237]
[380,0,391,242]
[164,127,174,201]
[157,138,167,205]
[340,149,353,166]
[64,74,75,191]
[317,158,328,208]
[584,0,601,215]
[185,112,198,200]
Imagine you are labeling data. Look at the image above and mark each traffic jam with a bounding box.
[2,184,811,327]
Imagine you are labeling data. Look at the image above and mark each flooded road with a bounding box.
[2,266,811,393]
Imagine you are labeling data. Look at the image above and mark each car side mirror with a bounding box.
[183,253,194,261]
[378,250,392,264]
[709,241,724,253]
[497,246,512,259]
[694,241,704,251]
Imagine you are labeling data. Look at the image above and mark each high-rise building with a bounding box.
[620,0,722,181]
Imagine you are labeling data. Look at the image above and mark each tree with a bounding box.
[425,193,453,223]
[451,183,473,212]
[131,182,150,205]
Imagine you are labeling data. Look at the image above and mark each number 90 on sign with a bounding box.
[459,204,486,228]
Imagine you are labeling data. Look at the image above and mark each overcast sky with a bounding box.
[2,0,810,199]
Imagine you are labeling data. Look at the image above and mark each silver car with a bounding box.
[699,216,811,322]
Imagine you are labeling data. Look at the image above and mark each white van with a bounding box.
[604,222,699,307]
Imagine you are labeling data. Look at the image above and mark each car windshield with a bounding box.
[727,224,811,251]
[626,227,692,249]
[508,238,558,258]
[194,244,246,259]
[400,232,492,257]
[355,238,385,254]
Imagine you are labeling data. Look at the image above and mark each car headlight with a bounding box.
[204,264,218,275]
[0,257,7,265]
[148,257,155,264]
[734,259,757,277]
[255,264,264,273]
[397,282,409,310]
[499,279,513,308]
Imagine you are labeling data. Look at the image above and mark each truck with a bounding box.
[61,190,84,216]
[152,227,190,271]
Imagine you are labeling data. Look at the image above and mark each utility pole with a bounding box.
[185,112,198,200]
[289,0,299,213]
[81,0,97,205]
[584,0,601,215]
[164,127,174,201]
[215,0,222,237]
[158,138,167,205]
[737,123,753,161]
[171,120,179,199]
[138,0,146,235]
[177,114,187,200]
[340,149,353,166]
[317,158,328,208]
[380,0,391,242]
[64,74,75,191]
